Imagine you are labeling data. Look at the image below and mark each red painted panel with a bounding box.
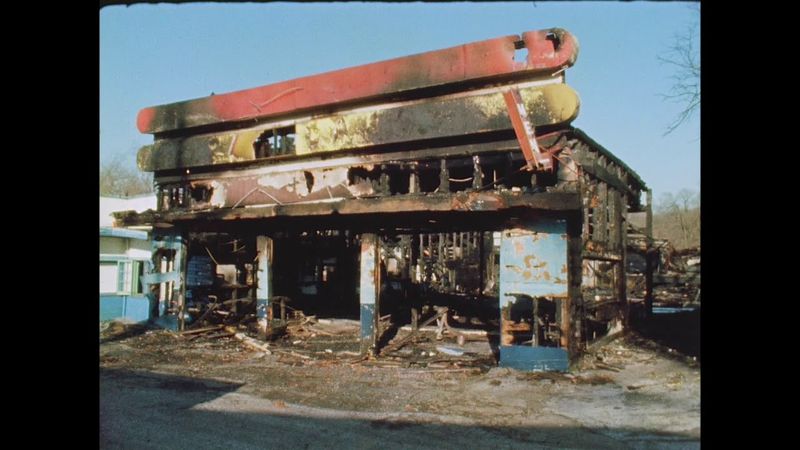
[138,29,578,135]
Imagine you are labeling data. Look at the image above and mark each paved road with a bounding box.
[100,368,698,450]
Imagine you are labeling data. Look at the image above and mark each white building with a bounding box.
[100,194,156,322]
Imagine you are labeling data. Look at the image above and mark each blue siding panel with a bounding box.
[100,227,149,240]
[498,218,569,371]
[499,346,569,372]
[100,295,151,323]
[100,295,124,321]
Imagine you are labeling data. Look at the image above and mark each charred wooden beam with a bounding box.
[593,182,608,244]
[114,192,582,227]
[572,149,637,199]
[646,189,653,240]
[569,128,646,193]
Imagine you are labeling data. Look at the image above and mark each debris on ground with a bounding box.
[100,319,700,447]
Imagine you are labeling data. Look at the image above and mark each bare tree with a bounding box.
[659,4,700,135]
[654,189,700,249]
[100,153,154,197]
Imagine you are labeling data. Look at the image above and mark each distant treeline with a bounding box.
[652,189,699,250]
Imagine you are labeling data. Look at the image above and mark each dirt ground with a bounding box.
[100,320,700,449]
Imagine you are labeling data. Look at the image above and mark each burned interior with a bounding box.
[115,28,650,371]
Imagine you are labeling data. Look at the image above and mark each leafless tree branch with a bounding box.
[659,6,700,136]
[100,153,154,197]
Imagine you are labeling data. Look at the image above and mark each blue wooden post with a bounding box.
[360,233,379,355]
[256,236,274,335]
[150,236,168,318]
[143,232,186,330]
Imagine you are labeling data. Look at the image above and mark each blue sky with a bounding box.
[100,1,700,199]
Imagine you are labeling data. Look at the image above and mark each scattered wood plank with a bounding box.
[594,361,622,372]
[187,302,220,329]
[272,349,311,360]
[225,326,271,354]
[180,325,224,335]
[381,308,448,355]
[206,331,236,340]
[404,368,481,374]
[265,324,288,341]
[222,297,255,306]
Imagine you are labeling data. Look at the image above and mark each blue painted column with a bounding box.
[256,235,274,336]
[142,232,186,330]
[360,233,380,355]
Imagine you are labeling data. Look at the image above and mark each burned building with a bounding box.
[115,28,649,371]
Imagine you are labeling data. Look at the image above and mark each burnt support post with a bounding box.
[645,247,656,318]
[360,233,380,355]
[619,193,630,327]
[472,155,483,190]
[644,189,654,317]
[155,245,168,318]
[645,189,653,240]
[409,165,420,194]
[256,235,274,336]
[175,234,189,331]
[439,159,450,192]
[144,232,186,330]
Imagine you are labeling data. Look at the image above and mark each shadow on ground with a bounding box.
[99,323,154,344]
[100,368,698,450]
[631,308,700,360]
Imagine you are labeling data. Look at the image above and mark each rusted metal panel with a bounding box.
[137,29,578,135]
[522,28,579,70]
[500,221,568,302]
[295,83,578,155]
[498,219,569,371]
[138,84,579,172]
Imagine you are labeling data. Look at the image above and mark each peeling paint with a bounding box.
[295,84,579,155]
[258,172,310,197]
[208,180,226,207]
